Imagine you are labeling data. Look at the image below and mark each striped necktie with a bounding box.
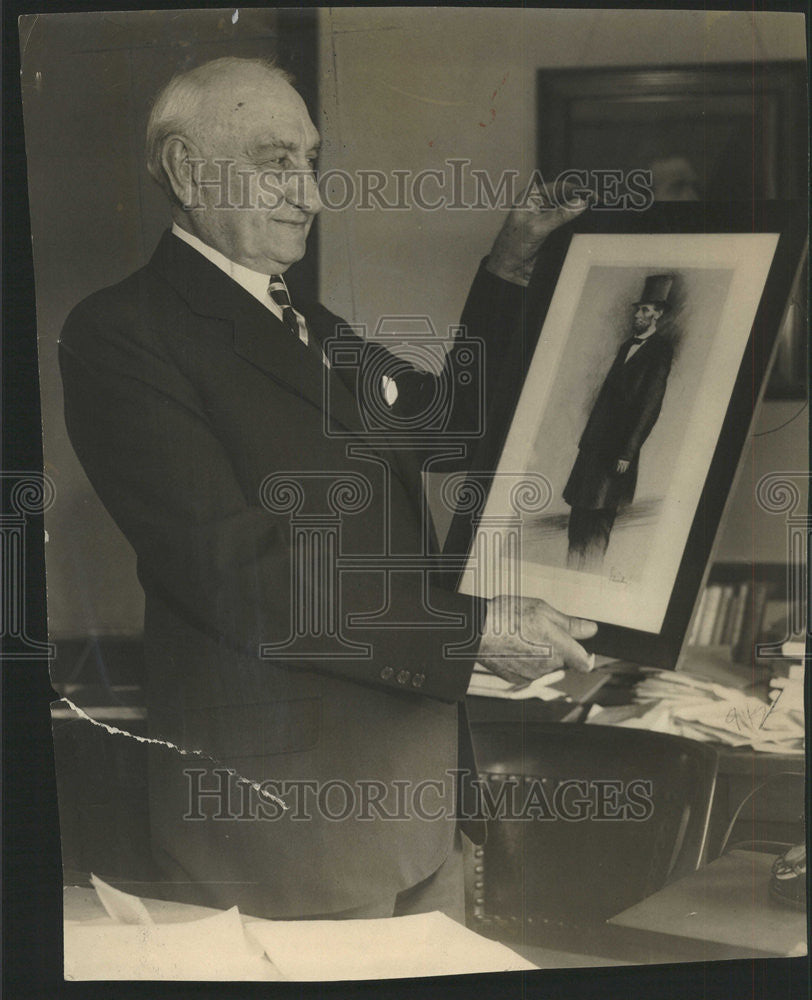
[267,274,309,347]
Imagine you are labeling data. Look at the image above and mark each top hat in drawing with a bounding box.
[633,274,674,312]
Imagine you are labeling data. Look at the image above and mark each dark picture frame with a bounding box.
[445,201,807,670]
[536,62,808,399]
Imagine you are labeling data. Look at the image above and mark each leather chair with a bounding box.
[465,721,719,949]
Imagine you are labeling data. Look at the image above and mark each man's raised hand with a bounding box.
[485,179,590,286]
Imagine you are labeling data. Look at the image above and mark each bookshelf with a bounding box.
[683,562,799,672]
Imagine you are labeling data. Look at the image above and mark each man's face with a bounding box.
[187,70,322,273]
[632,303,662,333]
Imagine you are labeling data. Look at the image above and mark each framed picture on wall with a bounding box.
[447,202,807,668]
[536,62,808,400]
[536,62,807,203]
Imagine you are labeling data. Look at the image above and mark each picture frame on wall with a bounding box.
[447,202,807,669]
[536,62,808,399]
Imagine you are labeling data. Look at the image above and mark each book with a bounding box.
[686,586,710,646]
[733,581,772,665]
[712,585,735,645]
[727,582,750,647]
[697,585,722,647]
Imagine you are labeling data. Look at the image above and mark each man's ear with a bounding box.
[161,135,199,209]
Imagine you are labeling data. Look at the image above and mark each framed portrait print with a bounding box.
[448,202,807,669]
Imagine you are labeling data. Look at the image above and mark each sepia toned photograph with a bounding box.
[3,4,808,993]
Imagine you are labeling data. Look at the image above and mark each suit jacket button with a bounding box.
[411,673,425,688]
[380,666,394,680]
[396,670,410,685]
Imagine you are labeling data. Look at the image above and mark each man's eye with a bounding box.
[258,155,287,170]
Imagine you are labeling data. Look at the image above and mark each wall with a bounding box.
[714,399,808,565]
[317,8,805,326]
[21,9,293,637]
[317,7,807,564]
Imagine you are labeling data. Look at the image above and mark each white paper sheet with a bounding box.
[64,906,276,981]
[467,666,567,700]
[246,910,537,980]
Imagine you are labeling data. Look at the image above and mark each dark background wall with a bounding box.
[20,9,317,637]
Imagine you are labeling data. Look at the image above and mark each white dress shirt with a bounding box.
[170,223,340,372]
[624,327,657,363]
[171,222,287,323]
[168,225,398,397]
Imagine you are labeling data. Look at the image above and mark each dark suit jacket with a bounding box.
[563,332,673,510]
[58,232,521,917]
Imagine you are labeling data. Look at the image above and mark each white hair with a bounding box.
[145,57,294,201]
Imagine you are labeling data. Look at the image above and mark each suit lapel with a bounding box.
[231,300,365,434]
[148,230,363,434]
[147,231,418,508]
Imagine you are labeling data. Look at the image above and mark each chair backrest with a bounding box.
[467,721,719,943]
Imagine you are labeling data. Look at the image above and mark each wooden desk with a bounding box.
[501,851,805,967]
[608,850,806,958]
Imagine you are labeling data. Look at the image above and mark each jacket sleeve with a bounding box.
[379,260,532,462]
[311,259,531,490]
[59,295,480,704]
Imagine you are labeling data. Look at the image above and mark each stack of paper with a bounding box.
[65,875,536,981]
[65,902,274,980]
[587,670,805,754]
[467,657,599,702]
[780,640,808,660]
[769,655,805,719]
[467,665,568,701]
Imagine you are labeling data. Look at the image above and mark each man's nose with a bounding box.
[285,170,323,215]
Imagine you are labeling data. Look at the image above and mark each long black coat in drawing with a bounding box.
[563,332,673,511]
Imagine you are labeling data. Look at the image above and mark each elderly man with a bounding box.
[59,57,593,922]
